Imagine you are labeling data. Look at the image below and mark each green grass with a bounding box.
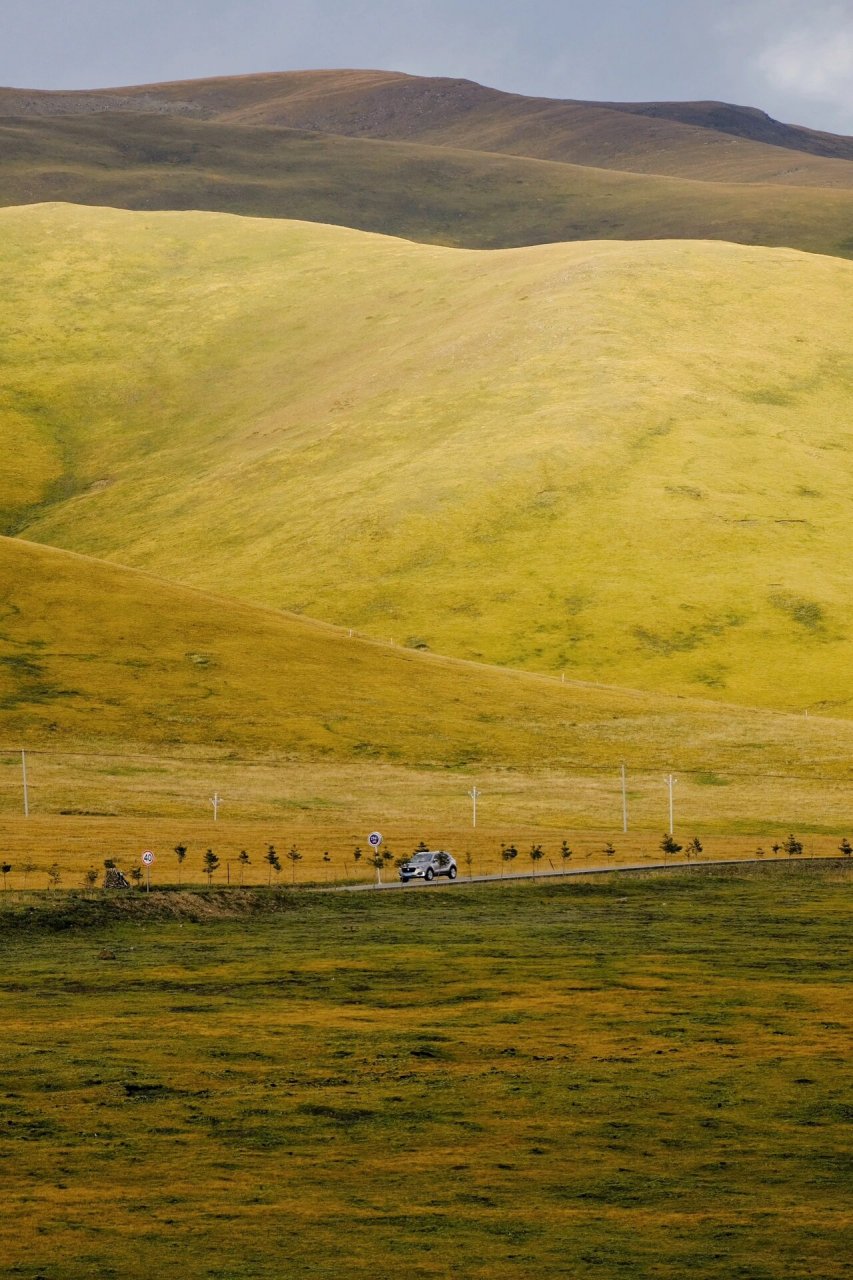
[3,204,852,711]
[0,864,849,1278]
[3,113,853,258]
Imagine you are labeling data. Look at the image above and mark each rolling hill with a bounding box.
[3,534,853,783]
[2,71,853,262]
[1,112,853,258]
[3,70,852,186]
[3,203,852,713]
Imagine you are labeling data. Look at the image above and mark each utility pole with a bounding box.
[21,750,29,817]
[469,786,480,828]
[666,774,677,835]
[211,792,222,822]
[621,762,628,834]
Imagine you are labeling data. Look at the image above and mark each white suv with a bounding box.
[399,850,458,883]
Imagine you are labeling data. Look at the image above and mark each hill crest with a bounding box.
[2,70,852,185]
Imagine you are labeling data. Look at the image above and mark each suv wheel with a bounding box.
[425,868,434,882]
[448,866,457,880]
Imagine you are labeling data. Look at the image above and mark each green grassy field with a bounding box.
[0,864,849,1278]
[3,113,853,258]
[4,204,852,711]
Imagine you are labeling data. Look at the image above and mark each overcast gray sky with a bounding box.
[2,0,852,134]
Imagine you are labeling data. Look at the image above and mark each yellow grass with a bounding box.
[3,205,852,712]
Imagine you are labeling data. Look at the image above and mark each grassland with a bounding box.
[4,69,853,186]
[2,534,853,879]
[3,113,853,258]
[0,864,849,1278]
[4,204,853,711]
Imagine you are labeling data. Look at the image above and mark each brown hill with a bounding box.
[2,70,852,187]
[3,112,853,258]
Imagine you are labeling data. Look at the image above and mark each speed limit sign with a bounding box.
[141,850,155,865]
[368,832,383,848]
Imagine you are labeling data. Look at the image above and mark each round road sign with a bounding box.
[368,832,383,848]
[141,851,155,865]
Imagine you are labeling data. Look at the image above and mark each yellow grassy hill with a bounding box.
[3,534,853,784]
[2,203,852,712]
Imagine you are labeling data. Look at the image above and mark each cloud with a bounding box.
[755,5,853,116]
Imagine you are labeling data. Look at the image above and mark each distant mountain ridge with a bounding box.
[2,70,852,184]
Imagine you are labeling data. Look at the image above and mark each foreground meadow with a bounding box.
[0,864,849,1278]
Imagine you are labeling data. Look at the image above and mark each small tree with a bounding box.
[130,867,143,887]
[265,845,281,885]
[353,846,363,865]
[838,837,852,858]
[21,859,36,888]
[771,843,781,856]
[203,849,220,885]
[322,851,332,881]
[174,844,188,886]
[783,833,804,857]
[755,846,766,858]
[529,844,545,877]
[103,858,116,870]
[47,863,61,890]
[287,845,303,884]
[368,852,385,883]
[0,862,11,890]
[603,842,616,859]
[237,850,251,884]
[83,868,98,890]
[686,837,703,860]
[660,833,682,859]
[560,840,573,863]
[464,850,474,877]
[501,843,519,874]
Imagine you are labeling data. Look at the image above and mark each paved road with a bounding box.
[326,854,843,892]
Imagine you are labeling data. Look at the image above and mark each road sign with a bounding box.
[368,832,383,848]
[141,851,155,865]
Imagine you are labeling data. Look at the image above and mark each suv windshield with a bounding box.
[410,854,433,865]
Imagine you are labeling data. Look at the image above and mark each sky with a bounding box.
[2,0,852,134]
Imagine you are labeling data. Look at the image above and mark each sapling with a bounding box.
[501,844,519,875]
[287,845,303,883]
[265,845,281,885]
[660,833,682,858]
